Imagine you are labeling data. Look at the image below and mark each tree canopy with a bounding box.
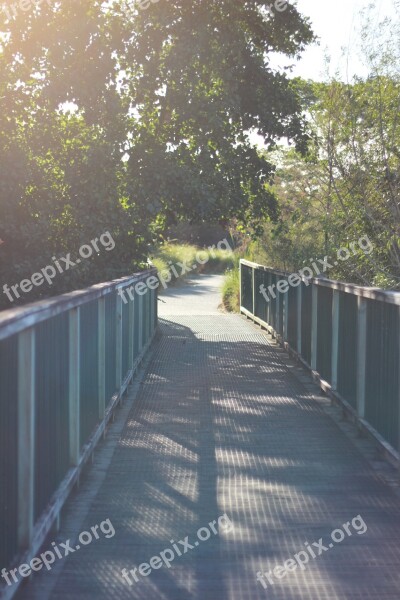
[0,0,314,307]
[251,2,400,288]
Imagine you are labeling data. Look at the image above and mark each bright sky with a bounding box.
[279,0,397,81]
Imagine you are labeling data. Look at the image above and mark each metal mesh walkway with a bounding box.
[17,275,400,600]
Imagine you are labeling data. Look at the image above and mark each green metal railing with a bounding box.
[0,270,158,597]
[240,259,400,455]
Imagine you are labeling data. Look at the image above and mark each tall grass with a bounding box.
[221,266,240,312]
[149,242,235,289]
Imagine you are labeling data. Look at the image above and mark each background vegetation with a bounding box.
[1,1,399,313]
[150,242,236,283]
[244,3,400,289]
[223,2,400,312]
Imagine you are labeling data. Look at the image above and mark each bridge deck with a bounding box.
[17,275,400,599]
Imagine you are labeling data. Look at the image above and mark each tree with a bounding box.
[122,0,314,234]
[0,1,149,308]
[0,1,314,308]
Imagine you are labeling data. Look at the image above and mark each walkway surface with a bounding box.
[18,275,400,599]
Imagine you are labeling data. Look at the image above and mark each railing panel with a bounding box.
[287,283,298,348]
[80,299,100,445]
[265,271,272,325]
[254,268,266,322]
[0,336,18,570]
[146,288,151,343]
[301,282,312,366]
[140,293,146,352]
[240,264,253,312]
[316,285,333,383]
[105,293,117,400]
[149,288,153,341]
[133,291,140,361]
[34,313,70,520]
[365,299,399,450]
[270,273,278,331]
[337,292,358,408]
[122,297,130,378]
[277,280,284,336]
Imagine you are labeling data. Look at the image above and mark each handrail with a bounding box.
[0,271,155,341]
[240,259,400,305]
[240,259,400,464]
[0,269,158,599]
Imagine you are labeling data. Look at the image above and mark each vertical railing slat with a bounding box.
[116,294,123,390]
[356,296,367,419]
[128,292,134,368]
[98,298,106,419]
[17,327,35,549]
[69,307,81,467]
[239,262,243,309]
[331,290,340,391]
[297,285,302,355]
[283,284,289,342]
[311,285,318,371]
[139,293,143,352]
[276,282,280,336]
[252,267,256,317]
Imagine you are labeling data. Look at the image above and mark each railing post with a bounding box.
[142,290,146,347]
[297,285,302,355]
[311,284,318,371]
[128,291,134,368]
[143,290,148,346]
[153,288,156,335]
[276,283,280,336]
[155,288,158,333]
[18,327,35,549]
[252,267,256,316]
[146,289,150,343]
[155,285,158,331]
[143,291,146,349]
[265,272,270,325]
[69,307,81,467]
[116,294,123,390]
[356,296,367,419]
[239,262,243,310]
[138,293,143,352]
[98,297,106,419]
[148,289,153,338]
[150,288,155,336]
[331,290,340,391]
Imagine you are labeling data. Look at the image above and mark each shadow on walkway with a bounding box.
[16,315,400,600]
